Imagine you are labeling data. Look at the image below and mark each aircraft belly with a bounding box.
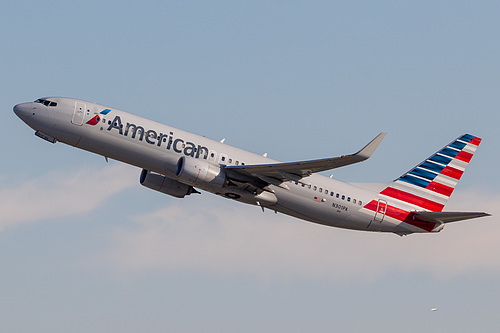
[364,215,412,234]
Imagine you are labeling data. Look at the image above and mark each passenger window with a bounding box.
[359,201,363,206]
[347,197,351,202]
[353,199,357,204]
[330,192,334,196]
[319,188,323,193]
[307,184,311,189]
[336,193,339,198]
[221,156,226,161]
[313,186,317,191]
[342,195,345,200]
[324,190,328,195]
[228,158,232,164]
[235,161,239,165]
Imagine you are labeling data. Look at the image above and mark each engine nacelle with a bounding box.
[175,156,226,189]
[140,169,197,198]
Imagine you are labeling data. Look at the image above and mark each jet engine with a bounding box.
[140,169,198,198]
[175,156,226,189]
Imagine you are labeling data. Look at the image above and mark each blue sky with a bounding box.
[1,1,499,332]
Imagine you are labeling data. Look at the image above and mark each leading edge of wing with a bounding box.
[226,132,387,181]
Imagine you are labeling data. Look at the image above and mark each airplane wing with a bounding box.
[225,132,386,187]
[413,211,491,224]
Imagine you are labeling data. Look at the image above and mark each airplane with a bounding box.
[13,97,490,235]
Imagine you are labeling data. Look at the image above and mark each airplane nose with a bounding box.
[13,103,31,119]
[14,103,24,117]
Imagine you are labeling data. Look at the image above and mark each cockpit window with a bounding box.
[34,99,57,107]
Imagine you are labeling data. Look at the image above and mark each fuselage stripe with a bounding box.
[456,150,473,163]
[449,140,467,150]
[429,154,452,166]
[420,161,445,173]
[440,165,464,180]
[364,200,437,232]
[410,168,437,181]
[380,187,445,211]
[399,175,431,188]
[425,181,454,197]
[470,137,482,146]
[460,134,475,142]
[440,147,460,158]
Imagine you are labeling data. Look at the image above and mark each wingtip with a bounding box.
[356,132,387,159]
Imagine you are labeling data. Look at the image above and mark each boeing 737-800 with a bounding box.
[13,97,490,235]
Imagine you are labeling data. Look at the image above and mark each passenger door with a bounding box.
[72,102,86,125]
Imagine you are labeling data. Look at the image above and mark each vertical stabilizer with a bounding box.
[380,134,482,212]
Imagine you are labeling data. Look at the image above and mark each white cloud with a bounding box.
[107,188,499,281]
[6,161,493,282]
[0,163,137,231]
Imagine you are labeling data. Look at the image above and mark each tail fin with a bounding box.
[380,134,482,212]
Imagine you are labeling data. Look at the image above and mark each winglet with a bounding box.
[355,132,387,160]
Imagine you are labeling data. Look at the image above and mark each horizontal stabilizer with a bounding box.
[413,211,491,224]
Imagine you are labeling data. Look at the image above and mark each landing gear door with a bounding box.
[72,102,86,125]
[374,199,387,222]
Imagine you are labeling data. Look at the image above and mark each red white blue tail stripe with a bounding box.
[363,134,482,232]
[382,134,481,212]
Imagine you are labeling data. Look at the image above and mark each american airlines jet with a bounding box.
[13,97,490,235]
